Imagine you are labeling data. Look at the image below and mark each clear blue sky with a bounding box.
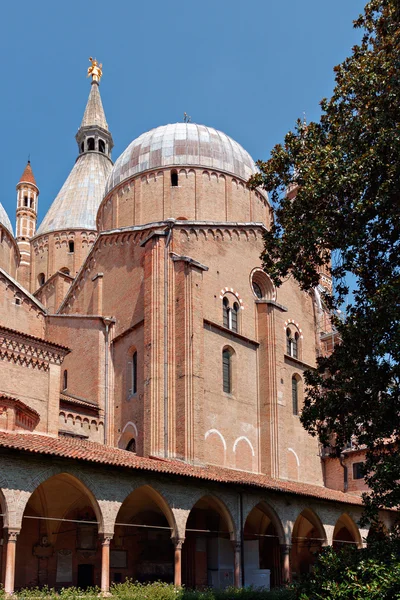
[0,0,365,228]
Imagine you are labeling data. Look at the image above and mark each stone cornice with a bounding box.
[58,221,267,314]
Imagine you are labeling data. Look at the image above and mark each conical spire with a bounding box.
[80,81,108,131]
[36,62,113,237]
[18,160,37,187]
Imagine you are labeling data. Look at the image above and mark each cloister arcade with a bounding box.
[0,466,370,595]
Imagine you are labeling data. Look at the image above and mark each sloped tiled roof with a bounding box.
[0,431,364,506]
[36,153,111,235]
[18,161,37,187]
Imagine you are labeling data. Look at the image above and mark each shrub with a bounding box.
[294,545,400,600]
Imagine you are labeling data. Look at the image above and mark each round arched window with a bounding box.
[252,282,263,299]
[250,269,275,300]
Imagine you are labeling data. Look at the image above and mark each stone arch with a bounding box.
[333,513,362,549]
[291,508,327,579]
[0,486,10,528]
[111,484,177,584]
[243,500,285,588]
[182,493,237,588]
[184,493,236,540]
[14,467,104,531]
[16,472,105,589]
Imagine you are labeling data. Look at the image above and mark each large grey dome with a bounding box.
[0,202,13,236]
[105,123,258,196]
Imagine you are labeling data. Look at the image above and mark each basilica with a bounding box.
[0,62,392,594]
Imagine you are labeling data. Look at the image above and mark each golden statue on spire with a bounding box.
[87,57,103,83]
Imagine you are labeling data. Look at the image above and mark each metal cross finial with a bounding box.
[183,112,191,123]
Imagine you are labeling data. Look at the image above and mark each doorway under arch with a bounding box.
[111,486,175,585]
[291,509,326,580]
[243,502,284,588]
[182,495,235,589]
[16,473,102,590]
[333,514,362,549]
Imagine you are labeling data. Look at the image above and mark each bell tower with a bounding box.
[16,160,39,290]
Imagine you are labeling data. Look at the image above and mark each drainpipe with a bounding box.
[340,452,348,492]
[102,317,114,445]
[164,219,175,458]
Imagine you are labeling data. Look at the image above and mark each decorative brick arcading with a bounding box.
[0,326,70,371]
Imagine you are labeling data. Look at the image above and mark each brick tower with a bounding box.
[16,160,39,289]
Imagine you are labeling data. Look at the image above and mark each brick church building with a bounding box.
[0,65,393,594]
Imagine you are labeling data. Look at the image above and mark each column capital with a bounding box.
[101,534,113,546]
[280,543,291,555]
[6,529,20,543]
[173,537,185,550]
[231,540,241,551]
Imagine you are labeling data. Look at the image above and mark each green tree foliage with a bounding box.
[249,0,400,517]
[294,542,400,600]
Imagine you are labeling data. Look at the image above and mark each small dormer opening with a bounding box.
[87,138,95,151]
[38,273,45,286]
[171,170,178,187]
[15,296,22,306]
[80,142,84,153]
[63,369,68,391]
[68,241,75,253]
[99,139,105,154]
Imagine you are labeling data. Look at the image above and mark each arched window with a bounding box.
[222,297,239,332]
[68,241,74,253]
[87,138,95,151]
[80,142,84,153]
[38,273,45,286]
[126,438,136,453]
[287,328,300,358]
[293,332,299,359]
[63,369,68,391]
[223,297,229,328]
[222,348,233,394]
[24,196,28,207]
[252,281,263,299]
[231,302,239,332]
[287,328,293,355]
[292,375,299,415]
[171,170,178,187]
[131,351,137,395]
[60,267,70,275]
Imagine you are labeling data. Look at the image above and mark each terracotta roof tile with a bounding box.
[18,161,37,187]
[60,392,100,411]
[0,431,364,507]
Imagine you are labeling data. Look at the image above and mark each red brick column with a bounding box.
[232,541,241,588]
[174,538,185,586]
[4,529,19,596]
[280,544,291,584]
[101,535,113,594]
